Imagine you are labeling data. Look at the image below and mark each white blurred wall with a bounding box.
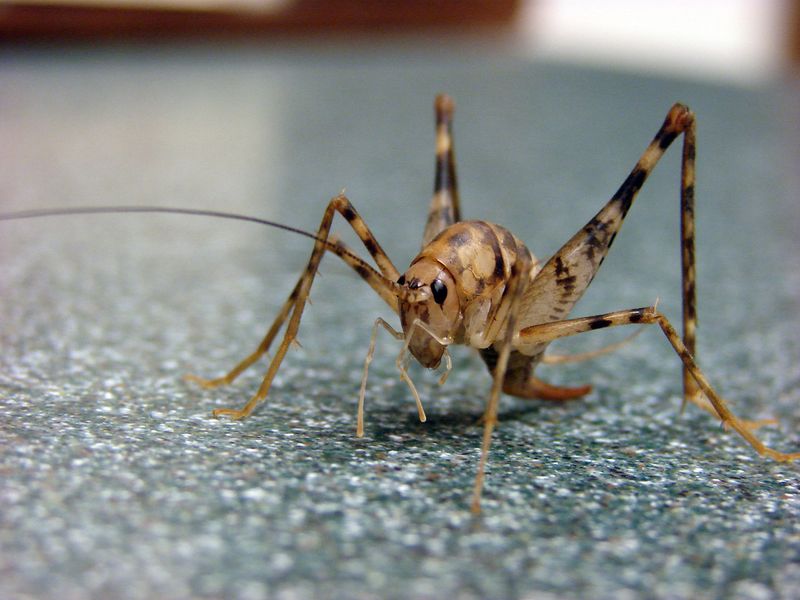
[518,0,790,85]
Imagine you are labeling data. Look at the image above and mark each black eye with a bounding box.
[397,275,406,286]
[431,279,448,305]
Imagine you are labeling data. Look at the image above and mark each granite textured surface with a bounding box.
[1,45,799,599]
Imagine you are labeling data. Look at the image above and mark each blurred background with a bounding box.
[3,2,800,600]
[2,0,799,85]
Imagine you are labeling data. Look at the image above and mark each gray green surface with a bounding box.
[1,44,799,599]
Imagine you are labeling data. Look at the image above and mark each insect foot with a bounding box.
[211,408,250,420]
[184,373,229,390]
[723,416,800,462]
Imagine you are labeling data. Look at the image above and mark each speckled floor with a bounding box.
[1,44,799,600]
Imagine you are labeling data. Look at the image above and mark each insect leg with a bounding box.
[542,326,646,364]
[185,208,401,392]
[517,104,698,404]
[195,194,399,420]
[185,276,303,389]
[186,238,401,391]
[358,317,404,437]
[678,117,698,409]
[331,202,401,282]
[471,249,532,514]
[327,236,400,313]
[515,307,800,461]
[421,94,461,247]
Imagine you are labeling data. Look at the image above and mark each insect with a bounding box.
[3,95,798,514]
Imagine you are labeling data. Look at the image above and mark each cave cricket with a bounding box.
[3,95,798,513]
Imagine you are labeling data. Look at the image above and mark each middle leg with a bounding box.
[471,244,533,514]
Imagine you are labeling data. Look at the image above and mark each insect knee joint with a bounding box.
[666,103,695,133]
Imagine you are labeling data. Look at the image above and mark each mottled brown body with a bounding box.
[401,221,535,360]
[419,221,525,310]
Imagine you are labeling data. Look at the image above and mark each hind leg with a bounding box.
[516,104,699,407]
[515,306,800,461]
[421,94,461,247]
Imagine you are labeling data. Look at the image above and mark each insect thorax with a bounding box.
[398,221,538,365]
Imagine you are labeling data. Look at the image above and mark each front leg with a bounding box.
[189,194,401,420]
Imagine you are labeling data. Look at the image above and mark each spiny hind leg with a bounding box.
[421,94,461,247]
[516,104,699,406]
[515,307,799,460]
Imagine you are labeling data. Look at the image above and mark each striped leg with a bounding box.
[327,237,400,313]
[421,94,461,248]
[186,238,399,392]
[678,119,699,408]
[517,104,699,409]
[515,307,800,461]
[187,195,399,420]
[185,277,303,390]
[471,245,533,514]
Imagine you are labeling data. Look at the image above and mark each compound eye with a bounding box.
[397,275,406,286]
[431,279,448,305]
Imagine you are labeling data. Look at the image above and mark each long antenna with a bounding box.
[0,205,321,243]
[0,204,412,301]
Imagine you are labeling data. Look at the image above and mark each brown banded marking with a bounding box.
[679,118,699,406]
[415,221,521,303]
[422,94,461,248]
